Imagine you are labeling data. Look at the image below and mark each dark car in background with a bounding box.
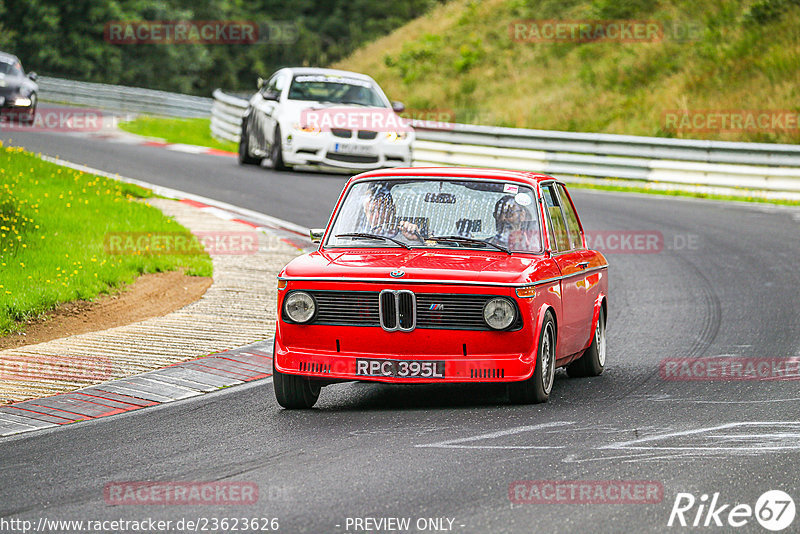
[0,51,38,124]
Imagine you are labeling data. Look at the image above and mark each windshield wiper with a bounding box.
[426,235,511,255]
[336,233,412,250]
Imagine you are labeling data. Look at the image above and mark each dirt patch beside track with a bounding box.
[0,271,212,351]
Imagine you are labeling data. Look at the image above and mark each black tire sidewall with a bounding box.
[586,308,606,375]
[567,308,605,377]
[271,126,286,170]
[272,341,319,409]
[238,120,253,164]
[532,312,556,400]
[509,311,555,404]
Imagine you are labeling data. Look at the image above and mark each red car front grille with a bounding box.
[297,290,522,331]
[379,290,416,331]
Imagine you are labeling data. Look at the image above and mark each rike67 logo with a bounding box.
[668,490,795,531]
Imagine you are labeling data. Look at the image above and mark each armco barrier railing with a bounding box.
[38,76,212,118]
[210,90,800,193]
[210,89,248,143]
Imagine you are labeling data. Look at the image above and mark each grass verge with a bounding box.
[0,143,213,335]
[118,116,238,153]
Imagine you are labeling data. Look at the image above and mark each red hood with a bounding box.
[280,248,551,286]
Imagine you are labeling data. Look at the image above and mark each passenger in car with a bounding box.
[361,189,423,242]
[488,195,542,252]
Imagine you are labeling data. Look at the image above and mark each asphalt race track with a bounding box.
[1,129,799,533]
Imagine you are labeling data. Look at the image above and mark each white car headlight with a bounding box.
[483,298,516,330]
[385,131,407,142]
[292,122,320,134]
[284,291,316,323]
[14,97,32,107]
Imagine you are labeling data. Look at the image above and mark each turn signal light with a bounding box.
[277,279,287,290]
[515,286,537,298]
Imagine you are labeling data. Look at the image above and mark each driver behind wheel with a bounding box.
[360,187,422,242]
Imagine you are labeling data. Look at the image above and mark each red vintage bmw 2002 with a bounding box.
[273,167,608,408]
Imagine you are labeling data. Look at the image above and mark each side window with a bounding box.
[556,184,584,250]
[261,75,282,98]
[540,184,570,252]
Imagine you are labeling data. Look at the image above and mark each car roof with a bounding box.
[0,51,20,64]
[351,166,558,185]
[281,67,374,82]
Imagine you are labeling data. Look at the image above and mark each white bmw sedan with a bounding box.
[238,67,413,171]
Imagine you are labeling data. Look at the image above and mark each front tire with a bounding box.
[269,126,287,171]
[238,118,262,165]
[566,308,606,378]
[273,348,321,409]
[508,311,556,404]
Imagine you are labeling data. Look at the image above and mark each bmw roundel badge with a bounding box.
[390,269,405,278]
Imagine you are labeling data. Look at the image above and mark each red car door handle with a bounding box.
[577,261,589,269]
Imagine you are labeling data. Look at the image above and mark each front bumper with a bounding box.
[274,343,534,384]
[274,304,539,384]
[282,130,412,170]
[0,96,33,111]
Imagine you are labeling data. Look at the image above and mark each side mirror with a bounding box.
[28,72,38,82]
[391,101,405,113]
[262,90,279,102]
[309,229,325,243]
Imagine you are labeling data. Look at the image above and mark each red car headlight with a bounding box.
[483,298,516,330]
[284,291,316,324]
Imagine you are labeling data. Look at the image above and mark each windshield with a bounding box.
[326,178,543,253]
[288,75,385,107]
[0,60,23,77]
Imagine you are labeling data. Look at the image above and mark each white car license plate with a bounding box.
[356,358,445,378]
[332,142,375,156]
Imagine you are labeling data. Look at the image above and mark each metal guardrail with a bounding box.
[38,76,212,118]
[210,90,800,193]
[210,89,248,143]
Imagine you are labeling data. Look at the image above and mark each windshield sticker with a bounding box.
[503,184,519,194]
[514,193,532,206]
[293,75,372,88]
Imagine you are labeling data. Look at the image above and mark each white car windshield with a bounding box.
[288,75,385,107]
[326,178,543,253]
[0,60,23,77]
